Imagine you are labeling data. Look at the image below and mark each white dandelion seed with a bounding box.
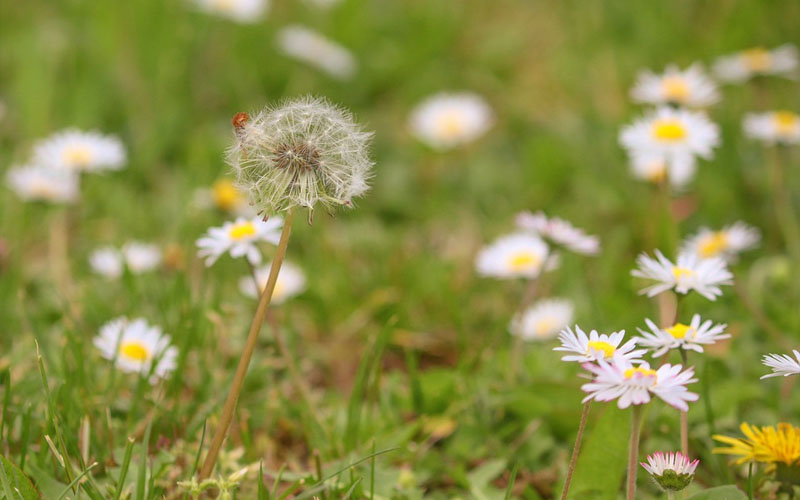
[228,97,373,214]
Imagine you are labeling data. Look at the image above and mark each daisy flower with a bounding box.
[122,242,162,273]
[191,0,267,23]
[744,110,800,145]
[628,151,696,189]
[509,298,574,341]
[276,25,356,79]
[681,222,761,262]
[554,326,645,363]
[582,356,699,411]
[94,317,178,382]
[32,129,125,173]
[761,350,800,379]
[713,45,798,83]
[5,165,79,203]
[631,63,719,108]
[619,107,719,175]
[409,92,493,151]
[515,211,600,255]
[714,422,800,467]
[475,233,552,279]
[238,260,306,304]
[641,452,699,492]
[632,250,733,301]
[196,216,283,266]
[635,315,729,358]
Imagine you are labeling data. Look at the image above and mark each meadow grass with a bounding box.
[1,0,800,498]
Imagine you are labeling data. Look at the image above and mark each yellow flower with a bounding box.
[713,422,800,468]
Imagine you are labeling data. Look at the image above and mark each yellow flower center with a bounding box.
[586,340,615,359]
[212,180,243,211]
[30,182,58,199]
[229,221,256,240]
[62,146,93,168]
[645,163,668,184]
[741,48,772,72]
[773,111,799,135]
[666,323,694,340]
[672,266,694,280]
[699,231,729,258]
[624,366,658,381]
[652,119,687,142]
[119,341,150,361]
[435,112,465,139]
[508,252,540,272]
[661,77,690,103]
[534,317,555,337]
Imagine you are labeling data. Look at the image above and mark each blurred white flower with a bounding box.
[238,260,306,304]
[89,242,162,278]
[681,222,760,262]
[631,64,719,107]
[554,326,644,363]
[629,151,696,189]
[5,165,80,203]
[475,233,552,279]
[123,242,162,273]
[196,216,283,266]
[632,250,733,301]
[582,356,698,411]
[409,92,493,151]
[32,129,125,173]
[277,25,356,79]
[89,247,124,279]
[509,298,574,341]
[743,110,800,145]
[191,0,267,23]
[94,317,178,382]
[515,211,600,255]
[229,97,373,213]
[620,107,719,176]
[713,45,798,83]
[635,315,729,358]
[761,350,800,379]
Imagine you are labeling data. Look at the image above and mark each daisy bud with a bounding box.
[227,96,374,215]
[641,452,698,492]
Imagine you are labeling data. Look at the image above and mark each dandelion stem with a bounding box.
[198,209,295,480]
[626,405,644,500]
[559,401,591,500]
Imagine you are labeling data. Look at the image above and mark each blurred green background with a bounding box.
[1,0,800,498]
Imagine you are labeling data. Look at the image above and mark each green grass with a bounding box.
[1,0,800,498]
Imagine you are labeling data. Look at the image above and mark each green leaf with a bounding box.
[0,456,40,500]
[560,403,630,500]
[686,485,748,500]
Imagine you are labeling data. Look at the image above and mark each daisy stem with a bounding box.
[559,401,591,500]
[626,405,644,500]
[198,209,295,480]
[658,179,679,255]
[509,277,539,382]
[679,349,689,456]
[767,145,800,270]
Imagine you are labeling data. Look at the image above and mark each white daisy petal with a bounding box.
[196,216,283,267]
[32,129,126,173]
[94,317,178,383]
[713,45,798,83]
[761,350,800,379]
[681,222,760,262]
[277,25,356,79]
[6,165,80,203]
[238,261,306,304]
[744,110,800,145]
[510,299,574,341]
[475,233,551,279]
[631,63,719,108]
[632,250,733,301]
[515,211,600,256]
[409,92,493,150]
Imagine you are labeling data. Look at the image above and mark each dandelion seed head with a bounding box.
[228,96,373,214]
